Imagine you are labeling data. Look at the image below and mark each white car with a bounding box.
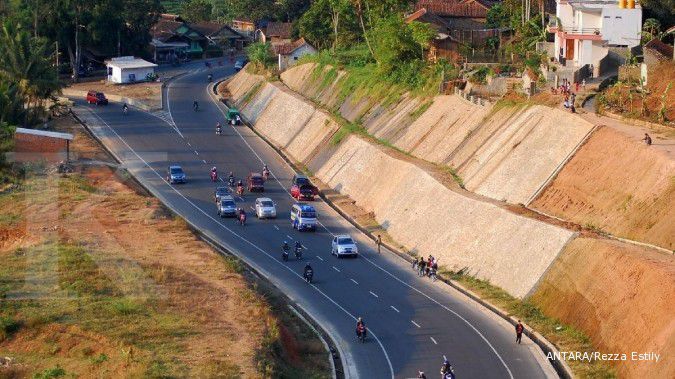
[331,235,358,258]
[255,197,277,219]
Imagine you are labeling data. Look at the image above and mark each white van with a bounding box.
[290,203,317,231]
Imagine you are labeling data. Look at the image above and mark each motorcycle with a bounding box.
[208,74,213,82]
[238,212,246,226]
[216,126,222,135]
[282,249,289,262]
[294,246,302,260]
[304,270,313,284]
[210,171,218,182]
[193,102,199,112]
[262,168,270,180]
[228,177,235,187]
[356,326,367,343]
[236,185,244,196]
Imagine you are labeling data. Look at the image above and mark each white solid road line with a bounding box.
[369,291,379,298]
[332,266,341,272]
[411,320,421,328]
[87,108,395,378]
[316,256,324,261]
[390,305,400,313]
[351,278,359,285]
[430,337,438,345]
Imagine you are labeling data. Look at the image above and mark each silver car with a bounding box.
[331,235,358,258]
[255,197,277,219]
[217,195,237,217]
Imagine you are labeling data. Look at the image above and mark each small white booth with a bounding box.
[106,56,158,84]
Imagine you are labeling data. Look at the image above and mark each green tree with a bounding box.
[640,0,675,28]
[181,0,213,22]
[298,0,334,50]
[408,20,437,59]
[0,121,16,166]
[368,15,417,72]
[642,18,662,43]
[245,42,272,67]
[0,22,60,126]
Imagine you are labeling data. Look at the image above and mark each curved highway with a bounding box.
[72,61,557,379]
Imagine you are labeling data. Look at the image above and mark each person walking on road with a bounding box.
[376,234,382,253]
[643,133,652,146]
[418,258,427,277]
[516,320,524,344]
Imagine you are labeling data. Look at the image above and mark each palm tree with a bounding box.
[0,21,60,126]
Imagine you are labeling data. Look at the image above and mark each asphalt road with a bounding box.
[72,62,557,379]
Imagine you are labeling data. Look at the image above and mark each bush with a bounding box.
[0,315,21,341]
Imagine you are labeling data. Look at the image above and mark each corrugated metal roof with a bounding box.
[16,127,73,141]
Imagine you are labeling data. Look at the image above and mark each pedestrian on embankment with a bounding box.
[376,234,382,253]
[643,133,652,146]
[516,320,524,344]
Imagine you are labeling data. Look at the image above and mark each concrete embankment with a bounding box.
[531,237,675,379]
[228,66,675,378]
[280,63,595,205]
[227,68,575,298]
[531,126,675,250]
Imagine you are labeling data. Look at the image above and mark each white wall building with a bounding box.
[550,0,641,71]
[272,38,317,71]
[106,56,158,84]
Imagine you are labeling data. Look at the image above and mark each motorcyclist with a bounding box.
[210,166,217,179]
[238,208,246,225]
[193,99,199,111]
[262,164,270,179]
[303,263,313,282]
[208,73,213,82]
[216,122,222,134]
[356,317,366,341]
[122,103,128,113]
[236,179,244,194]
[440,359,454,379]
[417,371,426,379]
[282,241,290,261]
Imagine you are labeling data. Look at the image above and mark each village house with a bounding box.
[414,0,501,46]
[106,56,157,84]
[262,22,293,44]
[272,38,317,71]
[548,0,642,78]
[405,8,462,62]
[192,22,248,51]
[231,19,256,38]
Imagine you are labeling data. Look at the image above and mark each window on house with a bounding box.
[107,67,112,75]
[294,56,298,60]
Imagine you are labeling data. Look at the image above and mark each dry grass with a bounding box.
[69,80,162,109]
[0,117,330,378]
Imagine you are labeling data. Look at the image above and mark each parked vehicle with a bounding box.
[255,197,277,219]
[290,174,318,200]
[214,186,229,203]
[331,235,358,258]
[86,91,108,105]
[217,196,237,217]
[234,59,248,71]
[290,203,317,231]
[166,165,186,184]
[247,173,265,192]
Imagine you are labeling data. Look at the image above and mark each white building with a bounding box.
[550,0,641,72]
[272,38,317,71]
[106,56,158,84]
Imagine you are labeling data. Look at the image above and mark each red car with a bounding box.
[291,174,318,200]
[86,90,108,105]
[247,172,265,192]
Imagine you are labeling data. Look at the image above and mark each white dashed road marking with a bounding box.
[369,291,379,298]
[430,337,438,345]
[411,321,421,328]
[351,278,359,285]
[273,225,279,230]
[316,256,324,261]
[390,306,400,313]
[332,266,340,272]
[286,235,293,240]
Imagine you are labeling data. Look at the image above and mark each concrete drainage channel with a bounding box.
[213,79,574,379]
[70,110,344,379]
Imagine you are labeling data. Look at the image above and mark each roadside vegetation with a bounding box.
[0,117,331,377]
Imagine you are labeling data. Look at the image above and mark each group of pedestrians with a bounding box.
[413,255,438,281]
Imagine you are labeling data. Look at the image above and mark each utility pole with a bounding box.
[117,29,121,57]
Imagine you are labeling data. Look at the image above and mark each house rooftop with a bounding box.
[266,22,292,39]
[415,0,497,18]
[645,38,674,60]
[106,56,158,69]
[271,38,314,55]
[16,127,73,141]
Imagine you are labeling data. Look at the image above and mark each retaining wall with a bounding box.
[280,63,595,204]
[228,68,575,298]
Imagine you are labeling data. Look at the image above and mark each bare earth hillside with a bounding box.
[531,126,675,250]
[531,237,675,379]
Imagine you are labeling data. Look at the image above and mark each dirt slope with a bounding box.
[531,126,675,250]
[531,237,675,379]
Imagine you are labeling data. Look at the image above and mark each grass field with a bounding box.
[161,0,187,14]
